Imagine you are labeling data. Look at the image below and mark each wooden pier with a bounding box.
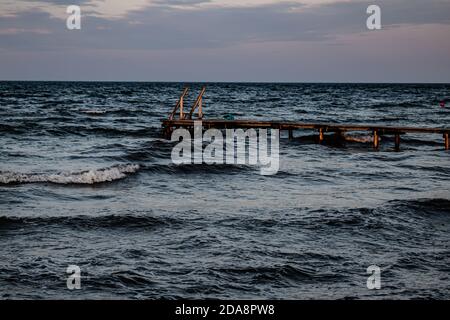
[162,87,450,151]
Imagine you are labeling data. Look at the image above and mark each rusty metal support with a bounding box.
[319,128,324,143]
[169,87,189,120]
[373,130,379,149]
[188,86,206,119]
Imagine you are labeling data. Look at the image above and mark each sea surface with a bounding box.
[0,82,449,299]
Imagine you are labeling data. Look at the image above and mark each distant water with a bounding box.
[0,82,449,299]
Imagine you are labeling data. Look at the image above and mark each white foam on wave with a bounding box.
[343,134,375,143]
[0,164,140,185]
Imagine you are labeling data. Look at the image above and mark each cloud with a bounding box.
[153,0,212,6]
[0,0,449,81]
[0,28,52,35]
[1,0,449,52]
[0,0,151,19]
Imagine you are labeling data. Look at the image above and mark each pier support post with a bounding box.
[394,134,400,152]
[373,130,379,149]
[319,128,324,143]
[162,126,173,139]
[444,132,449,150]
[198,96,203,119]
[288,129,293,140]
[179,96,184,119]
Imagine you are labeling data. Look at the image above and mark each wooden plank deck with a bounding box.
[162,119,449,134]
[161,87,450,150]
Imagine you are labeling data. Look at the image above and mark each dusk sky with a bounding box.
[1,0,450,82]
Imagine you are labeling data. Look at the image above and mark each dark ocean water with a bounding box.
[0,82,449,299]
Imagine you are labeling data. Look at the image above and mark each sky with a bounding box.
[0,0,450,82]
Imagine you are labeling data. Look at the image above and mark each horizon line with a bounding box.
[1,80,450,85]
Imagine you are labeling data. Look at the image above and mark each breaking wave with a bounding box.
[0,164,140,185]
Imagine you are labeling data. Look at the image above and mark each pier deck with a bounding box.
[161,87,450,150]
[163,119,448,134]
